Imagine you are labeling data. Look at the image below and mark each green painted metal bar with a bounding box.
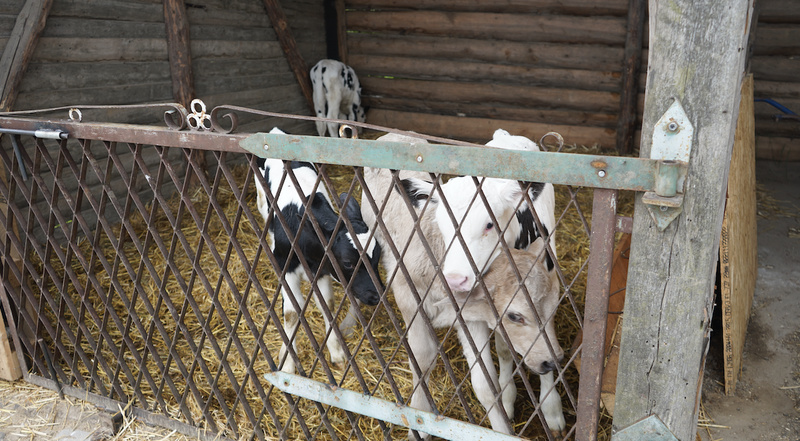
[241,133,662,192]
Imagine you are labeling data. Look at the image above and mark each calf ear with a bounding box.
[432,287,491,321]
[309,194,339,233]
[339,193,363,220]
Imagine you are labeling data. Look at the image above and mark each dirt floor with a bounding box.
[0,160,797,441]
[699,160,800,441]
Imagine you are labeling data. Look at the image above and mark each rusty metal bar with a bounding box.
[576,188,619,441]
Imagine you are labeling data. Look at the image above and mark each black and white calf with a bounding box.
[310,59,366,137]
[254,129,383,373]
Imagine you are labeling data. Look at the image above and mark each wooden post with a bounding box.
[335,0,349,64]
[612,1,754,440]
[162,0,195,109]
[262,0,315,114]
[615,0,646,154]
[0,0,53,112]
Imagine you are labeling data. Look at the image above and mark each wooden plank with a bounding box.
[752,23,800,56]
[0,0,53,111]
[366,108,615,146]
[360,77,620,112]
[346,10,627,45]
[612,1,754,439]
[348,33,625,71]
[615,0,646,154]
[0,202,23,381]
[719,75,757,395]
[348,54,621,91]
[754,79,800,99]
[345,0,629,15]
[750,55,800,83]
[362,96,618,127]
[163,0,195,108]
[261,0,314,114]
[758,0,800,23]
[335,0,348,62]
[755,136,800,160]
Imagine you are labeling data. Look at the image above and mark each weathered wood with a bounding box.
[163,0,195,108]
[362,96,618,127]
[361,77,620,112]
[615,0,646,154]
[754,136,800,160]
[0,0,53,111]
[348,54,621,91]
[754,79,800,98]
[367,108,615,146]
[261,0,314,114]
[345,0,628,15]
[720,74,757,395]
[348,33,625,71]
[752,24,800,55]
[613,1,754,440]
[759,0,800,23]
[346,10,627,45]
[335,0,348,62]
[750,55,800,83]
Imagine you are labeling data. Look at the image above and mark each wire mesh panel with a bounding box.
[0,111,625,441]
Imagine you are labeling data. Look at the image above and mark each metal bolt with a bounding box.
[667,122,679,132]
[264,143,269,151]
[416,155,423,163]
[598,170,606,178]
[660,205,668,212]
[416,417,424,425]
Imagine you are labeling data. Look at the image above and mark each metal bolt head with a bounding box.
[660,205,668,212]
[264,143,269,151]
[667,121,679,132]
[416,155,423,163]
[598,170,606,178]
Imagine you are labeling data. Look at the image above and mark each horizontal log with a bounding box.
[360,77,620,112]
[15,82,173,109]
[367,108,615,147]
[752,24,800,55]
[759,0,800,23]
[0,15,17,35]
[345,0,628,16]
[19,60,171,93]
[346,10,627,45]
[755,136,800,161]
[754,96,800,117]
[362,95,618,127]
[348,33,624,71]
[754,118,800,138]
[42,16,167,39]
[348,54,621,91]
[50,0,164,22]
[754,80,800,99]
[750,55,800,83]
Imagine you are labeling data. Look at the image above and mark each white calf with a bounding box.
[310,59,366,137]
[361,133,564,439]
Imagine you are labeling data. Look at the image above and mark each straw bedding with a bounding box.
[29,140,634,441]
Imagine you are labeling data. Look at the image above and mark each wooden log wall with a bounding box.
[751,0,800,160]
[0,0,328,247]
[342,0,631,147]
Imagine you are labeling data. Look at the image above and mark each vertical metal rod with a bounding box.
[38,338,64,399]
[10,135,27,180]
[575,188,619,441]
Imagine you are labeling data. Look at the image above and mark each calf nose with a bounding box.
[444,274,470,292]
[540,360,558,374]
[358,290,381,306]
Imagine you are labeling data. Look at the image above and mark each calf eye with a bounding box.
[507,312,525,324]
[485,222,493,231]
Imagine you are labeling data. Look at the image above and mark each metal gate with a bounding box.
[0,103,679,441]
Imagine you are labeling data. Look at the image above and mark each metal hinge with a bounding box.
[642,100,693,231]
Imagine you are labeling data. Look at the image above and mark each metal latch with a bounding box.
[642,100,692,231]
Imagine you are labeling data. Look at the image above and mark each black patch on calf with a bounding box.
[514,208,554,271]
[396,179,431,209]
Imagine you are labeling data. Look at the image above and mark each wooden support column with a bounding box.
[163,0,195,108]
[262,0,315,114]
[335,0,349,63]
[0,0,53,111]
[612,1,754,440]
[615,0,646,154]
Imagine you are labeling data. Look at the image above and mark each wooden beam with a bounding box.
[162,0,195,108]
[335,0,348,63]
[262,0,315,113]
[0,0,53,111]
[615,0,646,154]
[612,1,754,440]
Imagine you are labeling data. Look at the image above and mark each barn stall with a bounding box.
[0,1,771,440]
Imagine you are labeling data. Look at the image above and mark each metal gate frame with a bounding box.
[0,105,684,441]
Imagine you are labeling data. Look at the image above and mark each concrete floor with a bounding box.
[699,160,800,441]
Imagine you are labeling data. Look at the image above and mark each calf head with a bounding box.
[435,176,527,292]
[324,194,384,306]
[445,240,563,374]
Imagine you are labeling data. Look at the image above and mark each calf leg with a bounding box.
[312,77,327,137]
[312,275,347,366]
[494,332,517,418]
[404,311,439,441]
[539,371,566,438]
[457,322,512,434]
[325,90,343,138]
[279,271,305,374]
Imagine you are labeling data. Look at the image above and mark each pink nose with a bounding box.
[445,274,471,292]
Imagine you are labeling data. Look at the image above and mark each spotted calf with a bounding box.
[310,59,366,137]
